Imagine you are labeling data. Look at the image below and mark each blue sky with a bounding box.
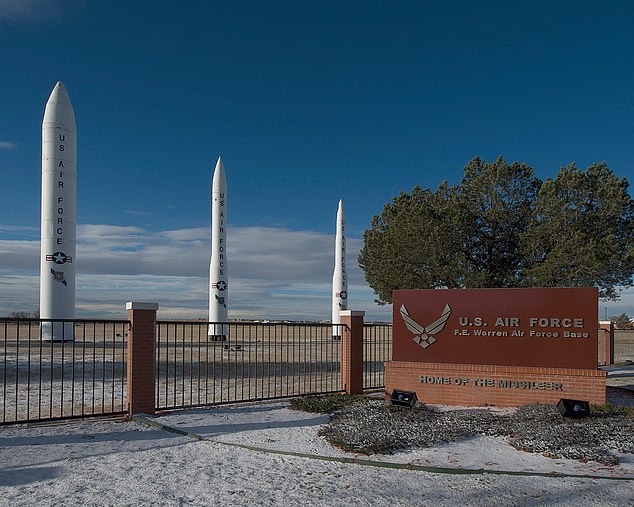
[2,0,634,320]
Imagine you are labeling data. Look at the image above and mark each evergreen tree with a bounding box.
[360,157,634,304]
[610,313,633,329]
[522,163,634,299]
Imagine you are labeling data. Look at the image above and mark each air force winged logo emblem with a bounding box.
[400,304,452,349]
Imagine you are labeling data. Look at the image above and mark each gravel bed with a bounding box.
[318,399,634,465]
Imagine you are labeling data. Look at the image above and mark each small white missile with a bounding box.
[39,82,77,341]
[332,199,348,339]
[208,157,228,340]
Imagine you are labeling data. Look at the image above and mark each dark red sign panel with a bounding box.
[393,288,598,369]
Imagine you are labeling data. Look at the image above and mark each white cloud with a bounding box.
[0,223,392,321]
[160,227,209,242]
[124,209,155,217]
[0,141,18,150]
[6,221,634,323]
[0,225,38,234]
[0,240,40,270]
[598,289,634,320]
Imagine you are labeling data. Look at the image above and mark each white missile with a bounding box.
[40,81,77,341]
[332,199,348,339]
[208,157,228,340]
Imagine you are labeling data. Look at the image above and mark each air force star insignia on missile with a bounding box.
[400,304,452,348]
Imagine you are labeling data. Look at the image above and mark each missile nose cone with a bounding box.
[337,199,345,220]
[47,81,72,105]
[43,81,75,128]
[212,156,227,189]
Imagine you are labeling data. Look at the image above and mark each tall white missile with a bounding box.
[332,199,348,339]
[208,157,228,340]
[40,81,77,341]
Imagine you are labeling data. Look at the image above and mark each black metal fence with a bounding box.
[1,317,393,424]
[0,318,129,424]
[364,323,392,389]
[155,321,345,410]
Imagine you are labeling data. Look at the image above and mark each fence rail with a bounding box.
[1,317,392,424]
[1,318,129,424]
[4,312,631,425]
[363,323,392,389]
[155,321,345,410]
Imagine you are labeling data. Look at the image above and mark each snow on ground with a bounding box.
[1,366,633,506]
[0,404,632,506]
[153,400,634,479]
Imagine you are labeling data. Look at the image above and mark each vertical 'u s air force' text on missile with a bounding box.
[217,192,225,275]
[56,134,66,245]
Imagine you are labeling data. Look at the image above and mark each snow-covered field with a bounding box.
[1,380,633,506]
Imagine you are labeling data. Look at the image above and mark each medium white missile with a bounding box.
[332,199,348,339]
[208,157,228,340]
[40,81,77,341]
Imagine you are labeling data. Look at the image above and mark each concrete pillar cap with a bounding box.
[125,302,159,311]
[339,310,365,317]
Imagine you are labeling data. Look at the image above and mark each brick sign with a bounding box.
[393,287,598,369]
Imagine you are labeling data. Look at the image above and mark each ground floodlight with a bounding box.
[557,398,590,418]
[391,389,417,408]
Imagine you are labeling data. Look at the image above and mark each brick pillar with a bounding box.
[340,310,365,395]
[126,302,158,415]
[598,320,614,366]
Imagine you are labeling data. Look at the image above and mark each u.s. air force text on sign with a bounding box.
[385,287,605,407]
[393,287,598,369]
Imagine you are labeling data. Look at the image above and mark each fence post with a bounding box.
[598,320,614,366]
[126,302,158,415]
[340,310,365,395]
